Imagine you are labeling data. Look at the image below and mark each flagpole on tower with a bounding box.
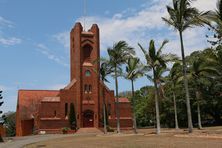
[83,0,87,31]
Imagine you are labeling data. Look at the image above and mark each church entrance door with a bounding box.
[83,110,94,127]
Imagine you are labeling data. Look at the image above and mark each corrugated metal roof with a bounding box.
[41,97,60,102]
[115,97,130,103]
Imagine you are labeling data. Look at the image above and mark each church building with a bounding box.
[16,23,133,136]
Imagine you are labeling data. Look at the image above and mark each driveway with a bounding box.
[0,134,75,148]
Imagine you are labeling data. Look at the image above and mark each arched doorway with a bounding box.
[83,110,94,127]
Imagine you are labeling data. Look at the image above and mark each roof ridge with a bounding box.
[18,90,59,92]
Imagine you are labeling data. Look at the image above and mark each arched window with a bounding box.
[84,84,92,93]
[84,84,88,93]
[83,44,92,62]
[85,70,91,77]
[89,85,92,93]
[65,103,68,117]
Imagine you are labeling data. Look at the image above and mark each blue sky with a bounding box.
[0,0,217,112]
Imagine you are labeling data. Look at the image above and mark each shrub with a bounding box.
[107,126,114,132]
[61,127,70,134]
[69,103,77,130]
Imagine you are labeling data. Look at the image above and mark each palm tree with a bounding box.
[99,61,113,134]
[162,0,208,133]
[138,39,175,134]
[169,62,182,130]
[188,57,219,129]
[125,58,144,134]
[107,41,135,133]
[206,0,222,45]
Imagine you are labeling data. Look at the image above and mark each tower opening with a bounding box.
[82,44,92,63]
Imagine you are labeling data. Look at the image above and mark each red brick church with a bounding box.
[16,22,133,136]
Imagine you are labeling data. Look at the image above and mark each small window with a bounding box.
[85,70,91,77]
[84,85,88,93]
[84,84,92,93]
[108,104,111,116]
[54,110,57,117]
[65,103,68,117]
[89,85,92,93]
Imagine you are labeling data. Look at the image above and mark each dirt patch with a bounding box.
[25,127,222,148]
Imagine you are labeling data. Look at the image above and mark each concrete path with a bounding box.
[76,128,103,134]
[0,134,75,148]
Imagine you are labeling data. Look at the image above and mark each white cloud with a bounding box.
[53,32,69,49]
[54,0,216,57]
[36,44,69,67]
[193,0,217,11]
[0,16,14,28]
[0,85,9,91]
[55,1,170,52]
[1,95,17,112]
[0,16,22,46]
[0,37,21,46]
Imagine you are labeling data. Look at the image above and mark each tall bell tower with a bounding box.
[70,23,100,128]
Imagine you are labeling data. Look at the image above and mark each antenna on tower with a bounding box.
[83,0,87,31]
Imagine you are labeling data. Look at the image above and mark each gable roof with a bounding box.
[17,90,59,120]
[64,79,76,90]
[115,97,130,103]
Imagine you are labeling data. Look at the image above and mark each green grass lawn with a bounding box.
[25,127,222,148]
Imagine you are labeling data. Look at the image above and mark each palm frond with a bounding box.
[217,0,222,19]
[125,58,144,81]
[149,40,156,60]
[145,74,153,82]
[162,17,177,30]
[157,40,169,56]
[163,0,207,32]
[138,43,147,55]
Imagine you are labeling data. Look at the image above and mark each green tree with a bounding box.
[206,0,222,46]
[107,41,135,133]
[187,57,219,129]
[99,61,113,134]
[2,112,16,137]
[210,46,222,79]
[168,62,182,129]
[125,58,144,134]
[69,103,76,130]
[138,39,175,134]
[186,48,222,126]
[0,91,4,142]
[134,86,155,127]
[162,0,208,133]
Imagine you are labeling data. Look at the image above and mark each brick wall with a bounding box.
[0,125,6,137]
[39,119,69,129]
[21,119,34,136]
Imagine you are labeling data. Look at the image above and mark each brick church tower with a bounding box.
[70,23,100,128]
[16,22,133,136]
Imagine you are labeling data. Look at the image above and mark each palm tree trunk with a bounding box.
[179,31,193,133]
[115,66,120,133]
[195,90,203,130]
[153,70,160,134]
[173,90,179,130]
[131,80,137,134]
[102,81,107,134]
